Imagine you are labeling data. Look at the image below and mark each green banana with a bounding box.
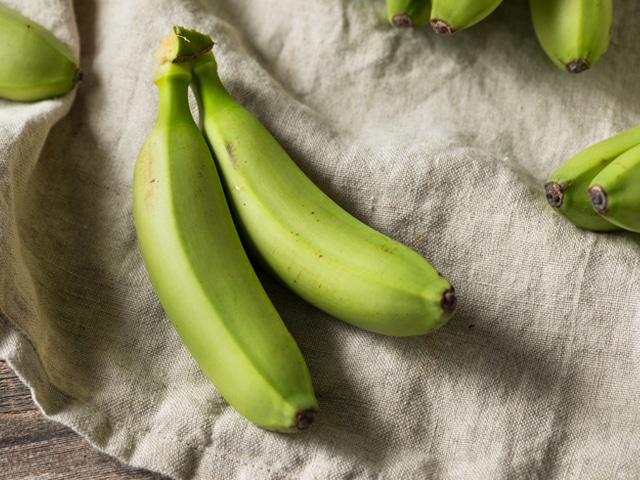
[587,143,640,233]
[133,28,318,432]
[429,0,504,35]
[0,3,80,101]
[183,35,456,337]
[544,125,640,232]
[386,0,431,28]
[529,0,612,73]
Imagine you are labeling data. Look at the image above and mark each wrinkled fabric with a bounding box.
[1,0,639,478]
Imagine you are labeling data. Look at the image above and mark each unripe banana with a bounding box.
[133,28,318,432]
[587,143,640,233]
[386,0,431,28]
[184,37,456,337]
[529,0,612,73]
[0,3,80,101]
[544,125,640,232]
[429,0,504,35]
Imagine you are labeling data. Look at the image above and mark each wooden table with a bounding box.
[0,360,170,479]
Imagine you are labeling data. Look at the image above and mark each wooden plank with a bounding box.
[0,360,171,479]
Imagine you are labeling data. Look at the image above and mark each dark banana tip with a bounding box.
[565,59,591,74]
[392,13,413,28]
[441,286,457,315]
[430,19,454,35]
[73,68,83,85]
[588,185,608,212]
[294,409,317,431]
[545,182,564,208]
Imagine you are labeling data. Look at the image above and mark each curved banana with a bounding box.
[133,29,318,432]
[429,0,504,35]
[0,3,80,101]
[587,143,640,233]
[386,0,431,28]
[544,124,640,231]
[186,43,456,337]
[529,0,612,73]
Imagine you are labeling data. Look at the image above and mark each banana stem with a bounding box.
[153,63,193,128]
[192,53,235,111]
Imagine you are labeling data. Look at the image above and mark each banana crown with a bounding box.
[152,26,214,71]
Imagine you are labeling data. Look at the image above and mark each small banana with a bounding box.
[184,35,456,337]
[587,143,640,233]
[386,0,431,28]
[429,0,504,35]
[544,124,640,231]
[529,0,612,73]
[0,3,80,101]
[133,28,318,432]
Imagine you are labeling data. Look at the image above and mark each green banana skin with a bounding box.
[587,143,640,233]
[386,0,431,28]
[544,125,640,231]
[429,0,504,35]
[0,3,80,101]
[133,36,317,432]
[190,49,456,337]
[529,0,612,73]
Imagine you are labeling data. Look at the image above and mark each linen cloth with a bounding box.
[1,0,639,478]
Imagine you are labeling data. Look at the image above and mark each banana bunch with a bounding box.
[134,26,456,430]
[545,124,640,233]
[0,3,80,101]
[133,27,456,432]
[133,28,318,432]
[383,0,613,73]
[385,0,504,33]
[530,0,612,73]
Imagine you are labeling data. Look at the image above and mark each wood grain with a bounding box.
[0,360,171,480]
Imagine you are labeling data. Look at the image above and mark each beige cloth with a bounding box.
[1,0,639,478]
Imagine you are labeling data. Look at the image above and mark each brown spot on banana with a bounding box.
[225,143,238,170]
